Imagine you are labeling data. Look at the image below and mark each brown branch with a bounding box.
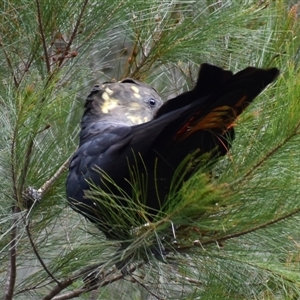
[18,54,36,85]
[42,279,73,300]
[5,118,21,300]
[155,197,300,255]
[4,207,20,300]
[24,153,74,213]
[175,273,202,286]
[22,153,76,290]
[19,137,34,197]
[42,263,103,300]
[44,263,143,300]
[36,0,51,73]
[15,263,102,297]
[25,220,61,285]
[130,273,163,300]
[50,287,86,300]
[0,44,19,88]
[176,207,300,253]
[39,153,74,197]
[14,280,51,296]
[121,27,158,80]
[57,0,89,68]
[202,207,300,246]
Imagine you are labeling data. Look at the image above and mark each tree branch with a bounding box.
[39,153,74,197]
[24,153,74,212]
[25,220,61,285]
[231,122,300,187]
[4,206,20,300]
[176,207,300,252]
[203,207,300,246]
[129,273,164,300]
[41,263,103,299]
[58,0,89,68]
[0,44,19,88]
[43,263,144,300]
[36,0,51,73]
[5,114,22,300]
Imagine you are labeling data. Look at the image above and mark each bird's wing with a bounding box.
[127,65,279,172]
[67,125,133,207]
[69,126,133,184]
[135,65,279,146]
[155,63,233,117]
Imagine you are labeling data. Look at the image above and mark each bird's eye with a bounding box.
[149,98,156,107]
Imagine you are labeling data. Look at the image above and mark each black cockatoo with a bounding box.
[66,63,279,240]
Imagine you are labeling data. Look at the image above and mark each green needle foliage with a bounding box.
[1,0,300,299]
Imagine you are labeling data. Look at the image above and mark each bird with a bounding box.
[66,63,279,242]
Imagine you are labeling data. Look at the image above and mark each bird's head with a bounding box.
[82,78,163,126]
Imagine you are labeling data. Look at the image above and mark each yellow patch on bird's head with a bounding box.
[125,114,144,124]
[128,102,142,109]
[131,85,139,93]
[130,86,141,99]
[124,102,152,124]
[125,114,149,125]
[105,87,114,95]
[100,92,120,114]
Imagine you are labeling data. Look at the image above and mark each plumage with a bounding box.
[66,64,279,240]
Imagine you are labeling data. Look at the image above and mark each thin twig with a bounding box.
[58,0,89,68]
[75,0,127,55]
[231,122,300,186]
[176,207,300,253]
[25,219,61,285]
[19,137,34,198]
[0,44,19,88]
[18,54,36,85]
[130,273,164,300]
[23,152,74,215]
[43,263,102,298]
[4,207,20,300]
[14,280,53,296]
[15,263,102,296]
[175,273,202,285]
[39,153,74,197]
[20,154,74,293]
[36,0,51,73]
[5,115,21,300]
[202,207,300,246]
[46,263,143,300]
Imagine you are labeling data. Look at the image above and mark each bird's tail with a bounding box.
[169,64,279,142]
